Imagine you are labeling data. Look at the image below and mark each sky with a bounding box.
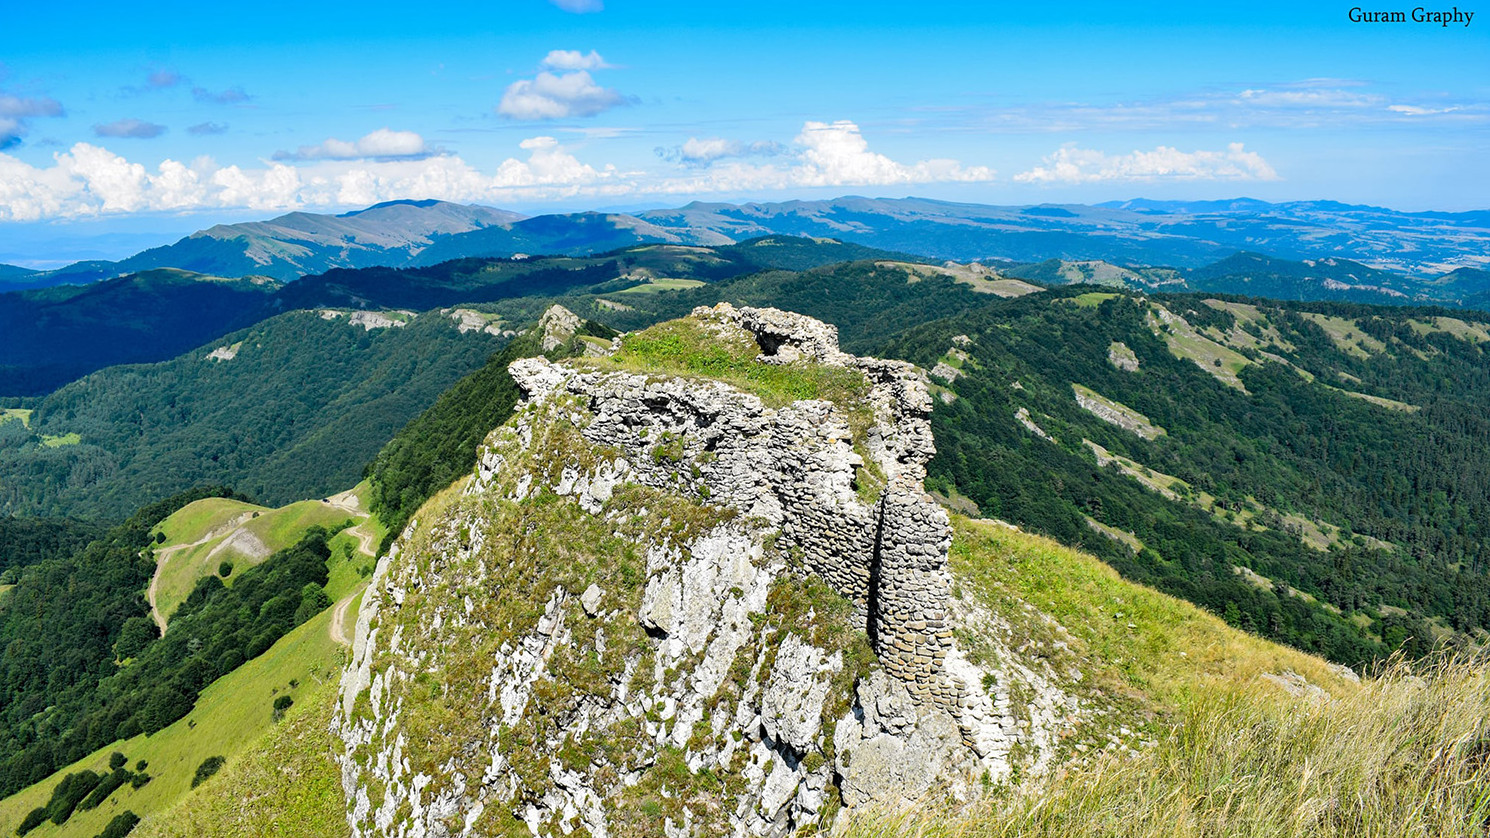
[0,0,1486,264]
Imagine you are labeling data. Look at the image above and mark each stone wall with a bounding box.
[507,304,957,706]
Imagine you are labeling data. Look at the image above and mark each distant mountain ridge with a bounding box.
[37,200,524,286]
[22,196,1490,291]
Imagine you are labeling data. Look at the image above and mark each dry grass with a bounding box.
[842,655,1490,838]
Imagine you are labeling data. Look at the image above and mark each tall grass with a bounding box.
[843,655,1490,838]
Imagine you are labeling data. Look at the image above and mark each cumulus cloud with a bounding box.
[1014,143,1278,184]
[541,50,611,71]
[0,92,64,148]
[188,122,229,135]
[498,51,631,120]
[93,118,167,139]
[274,128,432,161]
[655,137,783,165]
[192,85,251,105]
[789,120,993,186]
[548,0,603,12]
[0,136,622,221]
[0,121,998,222]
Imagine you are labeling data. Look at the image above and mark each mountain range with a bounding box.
[10,196,1488,294]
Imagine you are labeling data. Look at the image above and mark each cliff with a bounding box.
[334,304,1098,837]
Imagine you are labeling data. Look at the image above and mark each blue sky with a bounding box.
[1,0,1486,262]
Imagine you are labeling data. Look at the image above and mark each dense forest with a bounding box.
[0,488,247,796]
[881,289,1490,663]
[0,310,505,519]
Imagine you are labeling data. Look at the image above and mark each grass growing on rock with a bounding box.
[580,314,886,499]
[841,655,1490,838]
[593,316,874,410]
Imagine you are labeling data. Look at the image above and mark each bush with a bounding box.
[16,806,48,836]
[272,694,295,721]
[191,755,225,788]
[78,768,131,811]
[130,772,151,789]
[108,752,127,771]
[45,769,102,825]
[218,560,234,578]
[95,810,141,838]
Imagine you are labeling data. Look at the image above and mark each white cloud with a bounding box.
[792,121,992,186]
[498,52,631,120]
[656,136,782,165]
[93,118,167,139]
[541,50,611,71]
[188,122,229,135]
[0,121,995,222]
[1388,104,1460,116]
[1014,143,1278,184]
[548,0,602,12]
[0,136,623,221]
[274,128,431,161]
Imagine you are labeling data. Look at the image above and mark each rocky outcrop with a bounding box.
[336,305,1084,837]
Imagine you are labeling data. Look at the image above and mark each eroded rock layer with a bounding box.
[336,305,1083,838]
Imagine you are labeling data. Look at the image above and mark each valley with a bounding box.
[0,207,1486,838]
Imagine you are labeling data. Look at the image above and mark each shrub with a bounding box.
[44,769,102,825]
[130,772,151,789]
[191,755,225,788]
[272,694,295,721]
[108,752,127,771]
[95,810,141,838]
[218,560,234,578]
[78,768,131,811]
[16,807,48,836]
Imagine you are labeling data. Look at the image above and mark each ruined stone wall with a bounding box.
[507,304,957,704]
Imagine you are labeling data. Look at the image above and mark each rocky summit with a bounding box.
[335,304,1095,837]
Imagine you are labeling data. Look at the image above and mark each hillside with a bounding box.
[879,288,1490,664]
[327,305,1364,837]
[0,309,506,519]
[0,270,279,396]
[35,201,523,286]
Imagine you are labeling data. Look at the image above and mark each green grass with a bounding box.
[0,607,344,838]
[612,277,707,294]
[1145,304,1252,390]
[134,682,347,838]
[950,517,1349,705]
[152,498,361,626]
[842,655,1489,838]
[0,408,31,428]
[1070,291,1120,307]
[152,498,267,547]
[1300,312,1387,358]
[39,432,81,447]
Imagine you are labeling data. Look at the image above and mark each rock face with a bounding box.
[336,305,1083,837]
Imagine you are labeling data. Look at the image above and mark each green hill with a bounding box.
[0,270,279,396]
[881,287,1490,664]
[0,308,506,519]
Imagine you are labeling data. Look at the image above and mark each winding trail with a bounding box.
[145,511,256,634]
[329,584,366,646]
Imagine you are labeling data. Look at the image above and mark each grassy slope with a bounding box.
[151,497,361,624]
[950,517,1349,709]
[0,608,344,838]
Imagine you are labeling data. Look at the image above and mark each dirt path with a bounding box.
[146,512,255,634]
[325,488,378,558]
[329,584,366,646]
